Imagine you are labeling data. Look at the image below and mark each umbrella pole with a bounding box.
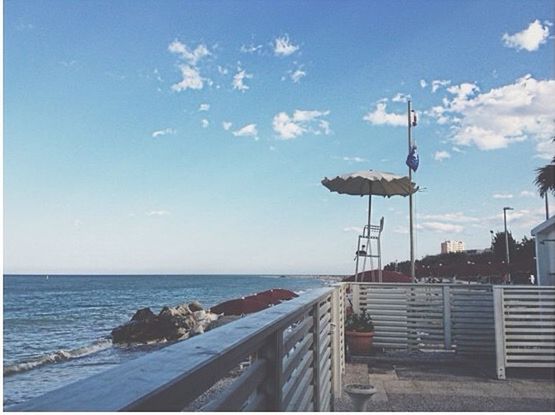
[368,194,372,282]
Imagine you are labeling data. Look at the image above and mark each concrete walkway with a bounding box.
[335,359,555,412]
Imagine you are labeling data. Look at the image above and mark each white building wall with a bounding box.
[532,217,555,286]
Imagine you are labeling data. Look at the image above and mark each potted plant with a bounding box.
[345,310,375,355]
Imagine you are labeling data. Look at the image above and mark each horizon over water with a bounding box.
[3,274,327,408]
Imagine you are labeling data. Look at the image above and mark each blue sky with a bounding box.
[4,0,554,274]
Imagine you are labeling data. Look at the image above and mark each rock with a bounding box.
[111,301,219,345]
[131,308,156,322]
[193,310,206,321]
[189,301,204,312]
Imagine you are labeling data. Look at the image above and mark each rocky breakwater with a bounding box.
[111,301,219,344]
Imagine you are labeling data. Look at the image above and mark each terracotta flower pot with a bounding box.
[346,330,374,355]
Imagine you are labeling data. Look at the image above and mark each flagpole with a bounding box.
[408,100,416,282]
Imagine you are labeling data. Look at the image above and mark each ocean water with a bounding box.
[3,274,325,408]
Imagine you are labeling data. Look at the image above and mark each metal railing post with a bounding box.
[312,302,321,412]
[493,286,506,380]
[442,286,452,350]
[330,288,342,401]
[261,329,284,410]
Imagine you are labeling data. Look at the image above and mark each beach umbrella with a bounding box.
[210,298,269,316]
[257,289,298,301]
[244,293,282,306]
[321,170,417,281]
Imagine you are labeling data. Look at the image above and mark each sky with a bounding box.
[3,0,554,275]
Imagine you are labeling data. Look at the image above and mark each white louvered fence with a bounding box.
[493,285,555,379]
[350,283,496,355]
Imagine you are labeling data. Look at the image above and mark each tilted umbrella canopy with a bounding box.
[210,298,269,316]
[321,170,417,282]
[256,289,298,301]
[321,170,417,197]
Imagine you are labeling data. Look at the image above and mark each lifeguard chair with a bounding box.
[354,217,384,282]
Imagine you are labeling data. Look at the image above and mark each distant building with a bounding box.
[441,240,465,254]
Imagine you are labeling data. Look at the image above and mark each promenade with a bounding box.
[335,355,555,412]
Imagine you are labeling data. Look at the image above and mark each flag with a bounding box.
[406,145,419,172]
[410,110,417,127]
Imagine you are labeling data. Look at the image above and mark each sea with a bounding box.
[3,274,327,408]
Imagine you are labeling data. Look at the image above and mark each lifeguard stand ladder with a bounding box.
[354,217,384,283]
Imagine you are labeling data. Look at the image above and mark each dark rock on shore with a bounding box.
[111,302,219,344]
[131,307,156,322]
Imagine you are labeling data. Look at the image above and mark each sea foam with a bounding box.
[3,338,112,376]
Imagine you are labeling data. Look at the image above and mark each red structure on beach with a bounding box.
[210,289,298,316]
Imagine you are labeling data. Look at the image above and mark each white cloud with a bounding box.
[222,121,232,131]
[199,103,210,112]
[363,102,405,127]
[502,20,550,51]
[420,212,479,223]
[232,68,253,92]
[343,156,367,163]
[520,190,536,198]
[171,65,205,91]
[425,105,450,125]
[168,40,211,65]
[392,93,410,103]
[272,110,331,140]
[289,68,306,83]
[274,35,299,56]
[446,82,480,103]
[201,119,209,128]
[493,193,514,199]
[168,40,212,92]
[431,79,451,93]
[147,210,171,216]
[217,65,229,75]
[419,222,464,233]
[433,150,451,161]
[420,80,428,88]
[429,75,555,158]
[152,128,176,138]
[273,113,304,139]
[451,146,465,153]
[488,207,545,229]
[232,123,258,139]
[240,44,263,54]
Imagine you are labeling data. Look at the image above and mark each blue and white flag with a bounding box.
[406,145,419,172]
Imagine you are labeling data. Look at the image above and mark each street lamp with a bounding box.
[503,207,514,283]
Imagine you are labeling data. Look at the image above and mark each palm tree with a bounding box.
[535,138,555,197]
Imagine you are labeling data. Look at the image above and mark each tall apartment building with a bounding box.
[441,240,465,254]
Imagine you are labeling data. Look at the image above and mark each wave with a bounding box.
[3,338,112,377]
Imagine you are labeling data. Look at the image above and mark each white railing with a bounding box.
[10,287,343,412]
[493,285,555,379]
[350,282,496,354]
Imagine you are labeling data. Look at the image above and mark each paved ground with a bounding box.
[335,356,555,412]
